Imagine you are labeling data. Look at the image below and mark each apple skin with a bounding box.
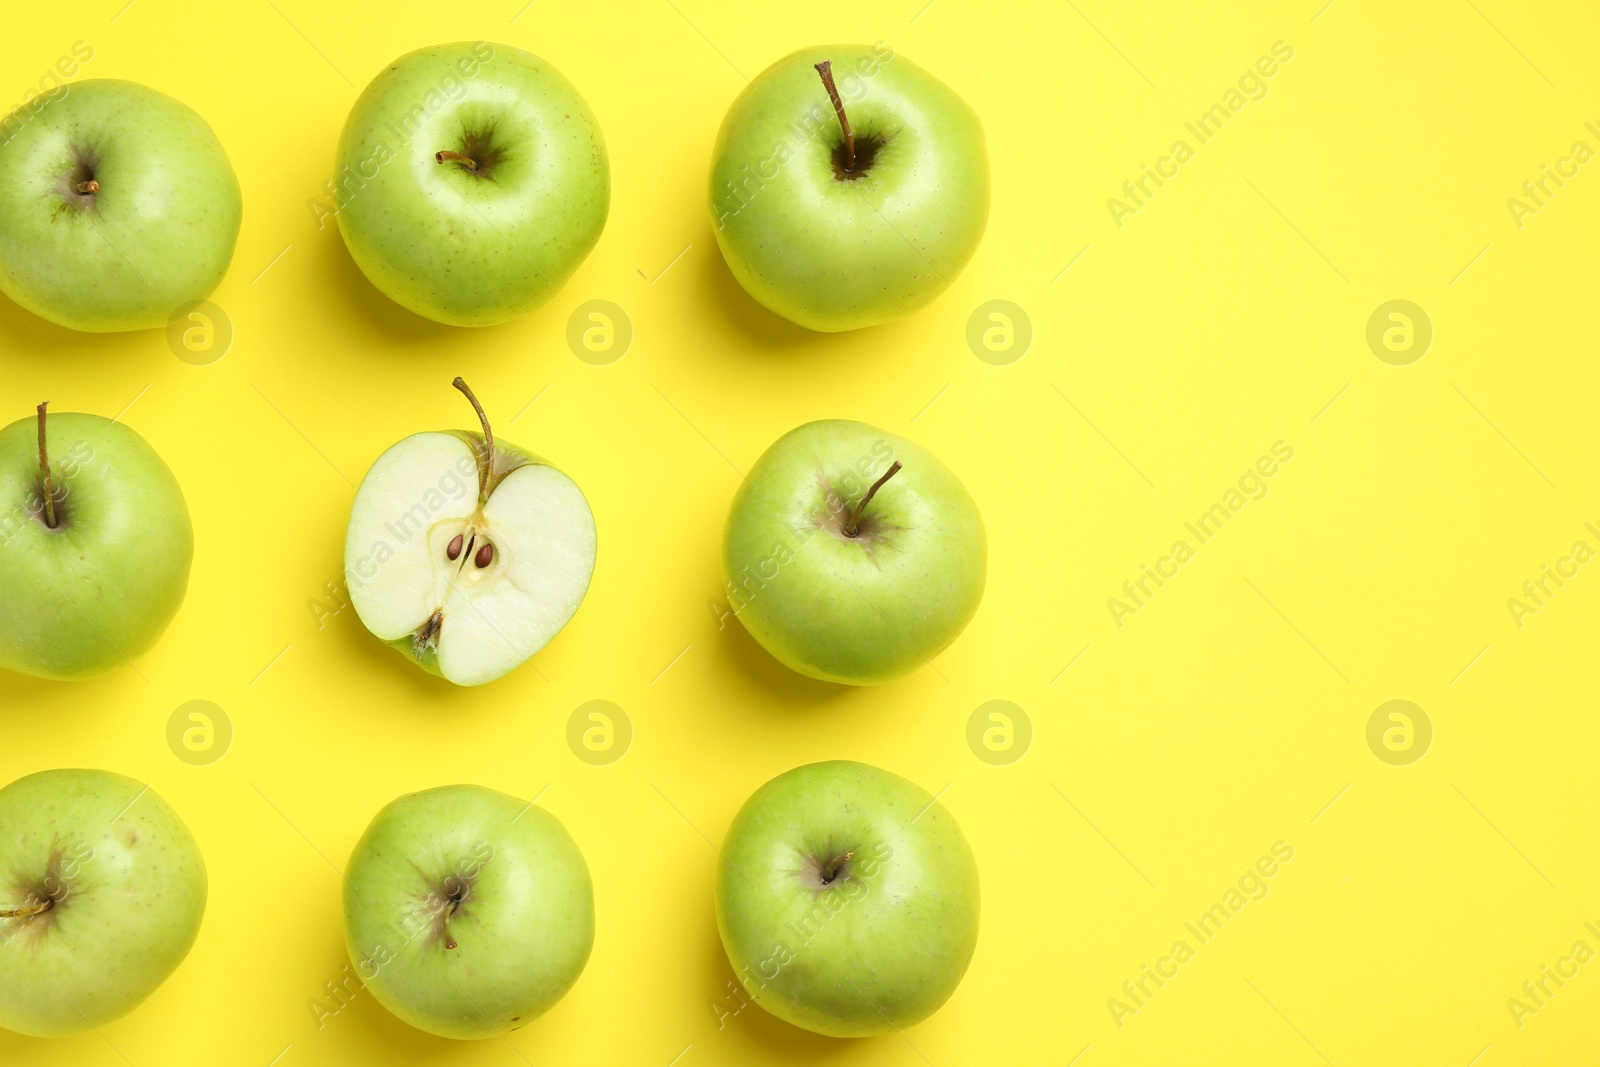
[0,79,241,332]
[335,42,609,327]
[0,769,208,1038]
[0,412,193,680]
[716,760,980,1037]
[708,44,989,331]
[343,784,595,1040]
[722,419,985,684]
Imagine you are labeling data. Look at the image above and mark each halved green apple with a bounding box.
[344,379,595,686]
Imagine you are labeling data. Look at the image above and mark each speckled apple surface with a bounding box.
[722,419,986,685]
[715,761,980,1037]
[333,42,609,326]
[0,79,241,332]
[342,784,594,1040]
[2,2,1598,1065]
[0,413,193,679]
[0,769,207,1037]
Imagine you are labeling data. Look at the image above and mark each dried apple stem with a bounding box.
[845,462,901,537]
[0,901,50,919]
[820,851,854,884]
[813,61,856,173]
[35,402,57,529]
[435,150,478,171]
[451,377,495,497]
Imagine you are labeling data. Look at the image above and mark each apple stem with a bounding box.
[0,901,50,919]
[435,150,479,172]
[820,851,854,884]
[35,401,58,529]
[813,61,856,173]
[844,461,901,537]
[451,377,495,498]
[75,179,99,194]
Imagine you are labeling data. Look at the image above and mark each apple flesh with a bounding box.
[722,419,985,684]
[344,379,596,686]
[0,404,193,679]
[709,45,989,331]
[335,41,610,326]
[0,79,241,332]
[343,784,594,1039]
[0,769,208,1038]
[716,760,980,1037]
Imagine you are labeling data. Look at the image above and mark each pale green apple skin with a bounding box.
[335,42,610,327]
[709,45,989,332]
[0,413,193,680]
[343,785,595,1040]
[0,770,208,1038]
[723,419,985,684]
[716,761,980,1037]
[0,79,241,332]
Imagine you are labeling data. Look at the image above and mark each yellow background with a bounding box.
[3,0,1599,1063]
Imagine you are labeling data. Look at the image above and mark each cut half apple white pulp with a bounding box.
[344,378,596,686]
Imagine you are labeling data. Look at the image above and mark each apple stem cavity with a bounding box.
[35,401,59,529]
[813,60,857,174]
[451,377,496,501]
[435,150,479,172]
[844,461,902,537]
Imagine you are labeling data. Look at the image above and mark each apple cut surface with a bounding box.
[345,431,595,686]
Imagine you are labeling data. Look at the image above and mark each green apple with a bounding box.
[0,79,241,332]
[708,44,989,331]
[343,784,594,1040]
[716,760,980,1037]
[723,419,984,684]
[0,403,193,679]
[334,41,609,327]
[345,378,595,686]
[0,769,207,1038]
